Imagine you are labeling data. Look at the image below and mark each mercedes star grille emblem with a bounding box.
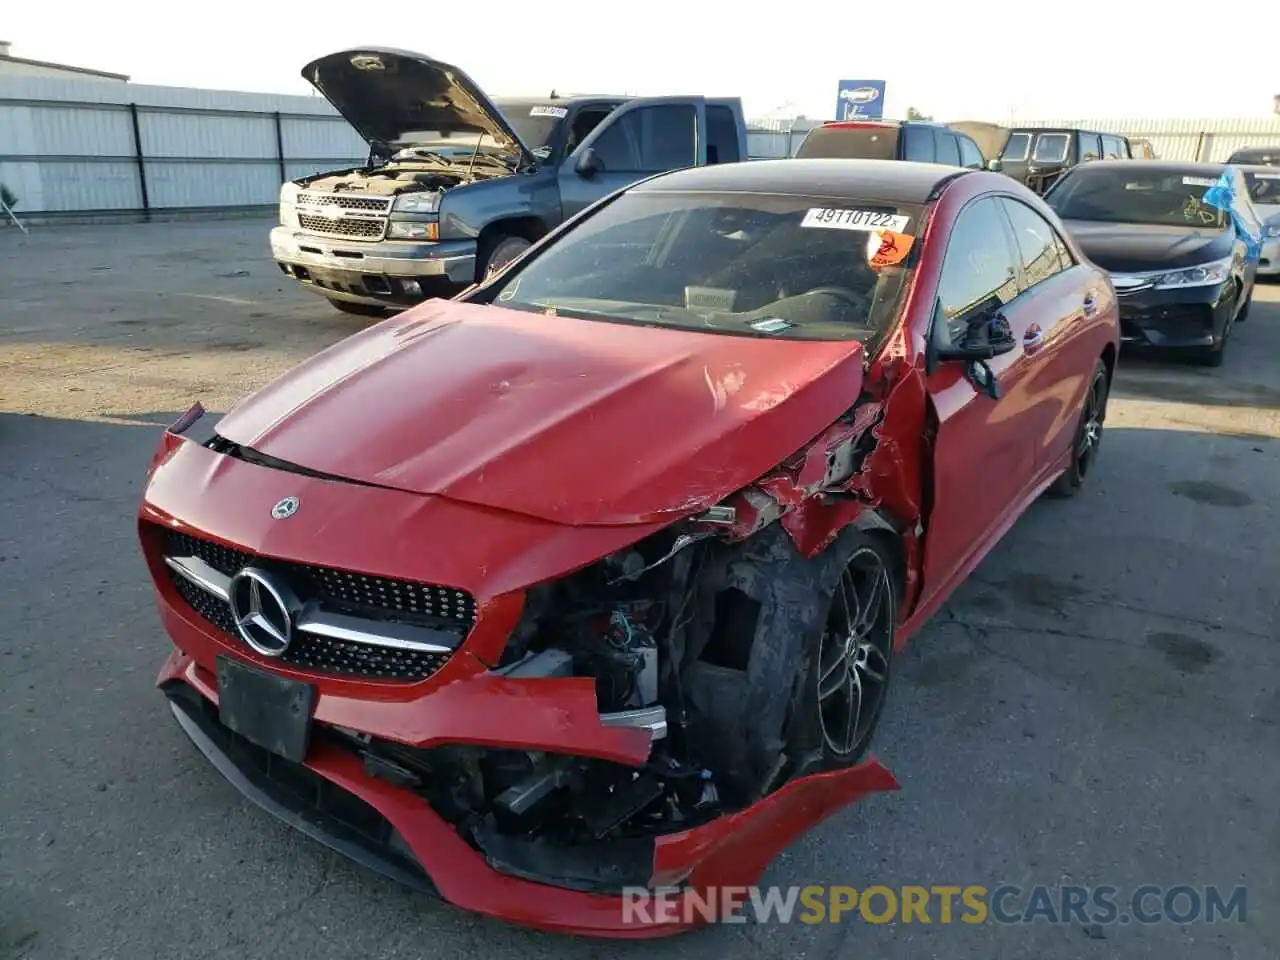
[227,567,297,657]
[271,496,299,519]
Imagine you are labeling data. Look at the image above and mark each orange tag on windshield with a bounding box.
[868,230,915,268]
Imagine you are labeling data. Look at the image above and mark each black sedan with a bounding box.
[1043,160,1262,366]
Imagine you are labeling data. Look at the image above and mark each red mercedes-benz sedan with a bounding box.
[138,158,1119,937]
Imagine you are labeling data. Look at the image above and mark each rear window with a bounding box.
[1002,133,1032,162]
[484,190,925,346]
[797,125,899,161]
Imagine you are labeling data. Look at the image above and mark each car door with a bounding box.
[919,196,1042,603]
[997,196,1096,473]
[558,97,707,219]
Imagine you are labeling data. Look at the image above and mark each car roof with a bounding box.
[1228,146,1280,162]
[1009,127,1125,137]
[1067,158,1227,177]
[629,158,969,205]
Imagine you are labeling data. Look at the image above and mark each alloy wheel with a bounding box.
[817,548,894,757]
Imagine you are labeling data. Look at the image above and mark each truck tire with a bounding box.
[479,235,531,281]
[326,298,387,318]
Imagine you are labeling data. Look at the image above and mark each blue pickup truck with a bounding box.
[270,48,750,315]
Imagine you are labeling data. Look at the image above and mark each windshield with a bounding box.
[483,191,924,346]
[797,125,899,160]
[1243,170,1280,206]
[1032,134,1070,163]
[1001,133,1031,162]
[496,101,565,152]
[1046,168,1230,229]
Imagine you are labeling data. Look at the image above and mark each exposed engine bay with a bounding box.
[301,161,504,198]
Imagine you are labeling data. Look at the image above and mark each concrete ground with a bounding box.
[1,219,1277,960]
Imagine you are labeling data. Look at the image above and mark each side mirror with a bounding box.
[937,312,1017,399]
[575,147,602,178]
[986,158,1004,173]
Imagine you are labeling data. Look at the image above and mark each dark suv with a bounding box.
[1000,128,1132,194]
[795,120,988,169]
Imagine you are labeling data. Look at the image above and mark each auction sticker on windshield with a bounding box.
[531,105,569,118]
[802,208,911,232]
[1183,177,1217,187]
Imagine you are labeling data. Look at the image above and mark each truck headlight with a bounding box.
[394,192,441,213]
[279,182,300,226]
[387,221,439,240]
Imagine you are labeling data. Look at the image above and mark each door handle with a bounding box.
[1023,323,1045,352]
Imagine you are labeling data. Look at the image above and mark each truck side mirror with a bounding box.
[575,147,602,178]
[986,158,1004,173]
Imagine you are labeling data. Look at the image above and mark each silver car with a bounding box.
[1241,164,1280,277]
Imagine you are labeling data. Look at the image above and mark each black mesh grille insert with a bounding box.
[162,529,474,682]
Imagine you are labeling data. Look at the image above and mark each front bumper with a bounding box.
[1114,282,1233,350]
[158,652,897,937]
[270,226,477,306]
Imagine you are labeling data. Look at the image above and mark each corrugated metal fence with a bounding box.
[0,76,365,220]
[4,74,1280,222]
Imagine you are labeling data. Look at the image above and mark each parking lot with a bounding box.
[1,218,1278,960]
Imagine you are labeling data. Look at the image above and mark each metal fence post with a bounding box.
[1192,131,1206,162]
[273,111,287,182]
[128,102,150,218]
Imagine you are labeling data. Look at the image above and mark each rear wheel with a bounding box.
[325,298,387,318]
[785,534,897,776]
[1048,358,1109,498]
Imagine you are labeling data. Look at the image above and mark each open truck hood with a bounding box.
[302,47,535,166]
[213,300,866,527]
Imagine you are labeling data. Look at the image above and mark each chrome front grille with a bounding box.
[160,529,476,682]
[295,192,390,241]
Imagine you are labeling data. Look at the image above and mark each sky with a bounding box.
[5,1,1277,123]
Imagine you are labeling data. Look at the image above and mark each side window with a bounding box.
[935,130,961,166]
[957,135,984,169]
[1077,132,1101,162]
[705,105,740,164]
[1100,135,1124,159]
[1000,198,1067,288]
[935,198,1021,343]
[902,125,935,162]
[589,115,642,171]
[587,105,696,172]
[638,104,697,170]
[1002,133,1031,161]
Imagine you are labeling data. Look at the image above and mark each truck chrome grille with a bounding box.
[159,528,476,682]
[295,192,390,241]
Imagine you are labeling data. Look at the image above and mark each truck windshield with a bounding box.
[1046,168,1229,229]
[796,125,899,161]
[483,190,924,346]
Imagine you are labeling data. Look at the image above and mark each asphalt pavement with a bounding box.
[2,219,1278,960]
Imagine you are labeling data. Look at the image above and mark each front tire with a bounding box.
[1048,358,1109,498]
[784,533,897,776]
[325,298,387,318]
[479,235,532,281]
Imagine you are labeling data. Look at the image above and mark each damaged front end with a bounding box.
[301,379,920,904]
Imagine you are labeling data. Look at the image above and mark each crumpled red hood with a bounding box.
[214,300,865,525]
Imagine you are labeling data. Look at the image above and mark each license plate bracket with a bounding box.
[216,656,316,763]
